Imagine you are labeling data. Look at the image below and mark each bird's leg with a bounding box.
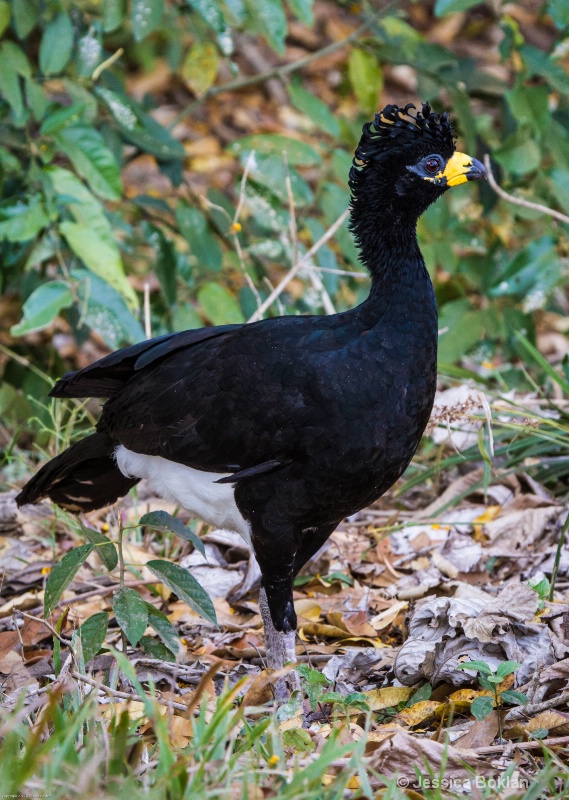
[259,585,300,700]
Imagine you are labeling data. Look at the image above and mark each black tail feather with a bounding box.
[16,433,139,513]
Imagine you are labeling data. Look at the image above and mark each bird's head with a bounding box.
[349,102,485,232]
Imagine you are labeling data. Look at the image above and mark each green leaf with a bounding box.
[182,42,219,96]
[103,0,125,32]
[282,727,315,754]
[146,606,184,656]
[131,0,164,41]
[0,195,48,242]
[521,45,569,94]
[253,0,287,54]
[287,0,313,25]
[146,559,217,625]
[113,587,149,646]
[500,690,528,706]
[187,0,232,54]
[11,281,73,337]
[176,203,223,272]
[496,660,521,680]
[139,510,205,556]
[247,154,313,206]
[96,86,186,160]
[407,683,432,705]
[0,2,11,38]
[82,527,119,571]
[348,48,382,116]
[12,0,37,38]
[288,79,339,137]
[515,330,569,394]
[146,225,177,305]
[25,78,48,121]
[47,166,117,249]
[44,544,94,618]
[60,221,138,311]
[55,126,122,200]
[471,695,494,720]
[198,282,245,325]
[39,13,74,75]
[547,0,569,29]
[72,270,144,347]
[505,85,550,138]
[140,635,175,660]
[0,41,31,123]
[75,612,109,663]
[494,130,541,175]
[456,660,493,675]
[229,134,321,166]
[434,0,483,16]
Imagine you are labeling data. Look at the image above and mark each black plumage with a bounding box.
[17,103,485,679]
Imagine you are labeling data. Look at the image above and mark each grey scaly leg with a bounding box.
[259,586,300,699]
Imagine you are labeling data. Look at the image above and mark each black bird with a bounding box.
[16,102,485,692]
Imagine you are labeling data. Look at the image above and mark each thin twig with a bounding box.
[69,670,189,712]
[19,611,73,646]
[248,207,350,322]
[484,154,569,225]
[168,22,370,129]
[143,283,152,339]
[471,734,569,755]
[504,687,569,722]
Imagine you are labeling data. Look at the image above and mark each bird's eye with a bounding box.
[425,157,441,174]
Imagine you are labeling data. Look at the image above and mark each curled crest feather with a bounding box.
[349,102,457,197]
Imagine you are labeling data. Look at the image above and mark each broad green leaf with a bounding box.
[146,606,184,656]
[246,153,313,206]
[77,32,102,77]
[494,131,541,175]
[113,587,149,646]
[500,690,528,706]
[435,0,483,16]
[229,134,321,166]
[0,2,11,38]
[287,0,313,25]
[55,126,122,200]
[11,281,73,336]
[282,728,315,754]
[75,612,109,663]
[131,0,164,41]
[139,510,205,555]
[47,167,117,250]
[198,282,245,325]
[140,636,175,660]
[348,48,382,116]
[0,41,31,122]
[505,84,549,138]
[82,526,119,571]
[176,203,222,271]
[521,45,569,94]
[44,544,94,618]
[39,13,74,75]
[103,0,125,32]
[551,167,569,210]
[547,0,569,28]
[40,103,88,135]
[12,0,37,38]
[253,0,287,54]
[456,660,493,675]
[182,42,219,96]
[60,221,138,310]
[146,225,177,305]
[96,86,186,160]
[496,660,521,679]
[187,0,232,53]
[25,78,48,120]
[0,195,48,242]
[470,695,494,720]
[288,79,339,137]
[146,559,217,624]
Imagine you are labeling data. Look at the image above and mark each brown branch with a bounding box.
[484,154,569,226]
[471,734,569,755]
[504,688,569,722]
[70,670,189,712]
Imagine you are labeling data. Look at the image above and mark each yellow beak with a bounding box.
[442,152,487,187]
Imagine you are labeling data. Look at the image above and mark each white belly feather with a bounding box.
[114,445,251,543]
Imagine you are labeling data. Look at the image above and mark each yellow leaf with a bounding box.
[182,43,219,97]
[398,700,443,727]
[363,686,413,711]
